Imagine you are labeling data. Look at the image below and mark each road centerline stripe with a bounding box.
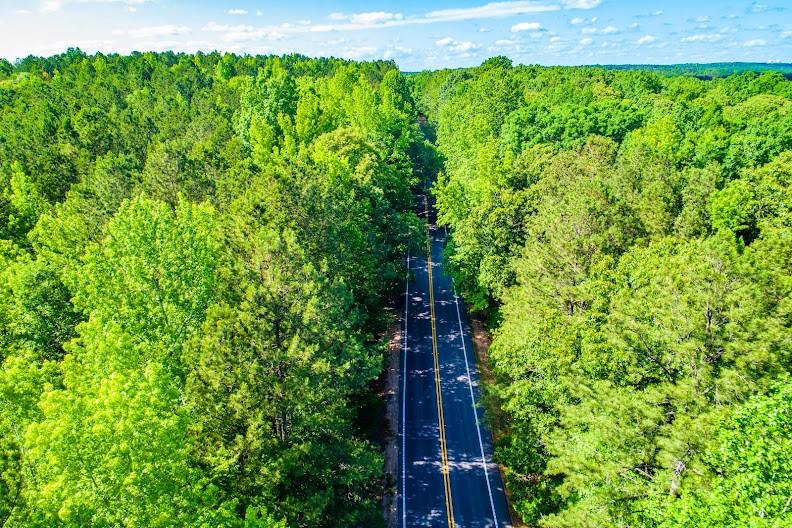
[425,194,455,528]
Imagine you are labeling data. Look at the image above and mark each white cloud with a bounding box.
[350,12,403,24]
[383,45,413,59]
[601,25,618,34]
[511,21,542,32]
[122,25,190,39]
[629,22,639,29]
[342,46,378,59]
[41,0,64,12]
[782,30,792,39]
[203,22,245,32]
[695,15,710,22]
[651,10,663,16]
[39,0,148,14]
[570,17,584,24]
[453,41,479,51]
[191,1,588,38]
[227,9,248,16]
[493,39,517,46]
[167,0,607,43]
[256,10,263,17]
[202,21,278,42]
[681,33,723,43]
[424,1,560,23]
[637,34,656,44]
[562,0,601,8]
[742,39,767,46]
[330,11,404,24]
[435,36,479,52]
[581,26,596,34]
[579,37,593,46]
[550,36,562,42]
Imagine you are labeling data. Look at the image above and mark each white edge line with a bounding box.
[453,278,499,527]
[402,251,410,528]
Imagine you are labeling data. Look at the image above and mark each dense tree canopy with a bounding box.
[0,50,426,527]
[410,61,792,527]
[2,47,790,528]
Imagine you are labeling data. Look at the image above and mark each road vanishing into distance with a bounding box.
[398,196,512,528]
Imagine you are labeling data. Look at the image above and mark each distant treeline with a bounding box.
[599,62,792,79]
[404,62,792,79]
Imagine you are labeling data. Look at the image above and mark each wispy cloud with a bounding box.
[227,9,248,16]
[637,34,656,44]
[681,33,723,42]
[511,21,542,32]
[330,11,404,24]
[198,0,603,42]
[749,3,768,14]
[114,25,190,39]
[423,1,560,23]
[202,21,285,42]
[435,37,480,52]
[581,25,618,35]
[39,0,147,14]
[742,38,767,46]
[562,0,601,8]
[342,46,378,59]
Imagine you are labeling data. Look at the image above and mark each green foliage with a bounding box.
[0,51,423,527]
[417,59,792,527]
[660,383,792,527]
[709,178,755,232]
[7,47,789,528]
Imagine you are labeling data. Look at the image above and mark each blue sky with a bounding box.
[0,0,790,69]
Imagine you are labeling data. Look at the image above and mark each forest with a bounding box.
[0,49,431,527]
[409,57,792,527]
[1,48,791,528]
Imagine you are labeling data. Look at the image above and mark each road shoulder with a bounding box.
[381,318,402,528]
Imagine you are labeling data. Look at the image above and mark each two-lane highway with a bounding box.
[399,196,511,527]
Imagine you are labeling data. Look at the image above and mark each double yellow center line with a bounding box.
[424,195,455,528]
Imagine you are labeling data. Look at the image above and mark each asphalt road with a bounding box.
[398,197,512,527]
